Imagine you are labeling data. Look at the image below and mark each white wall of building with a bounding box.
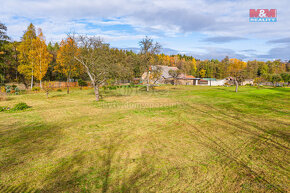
[209,79,227,86]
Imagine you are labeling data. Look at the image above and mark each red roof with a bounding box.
[177,74,195,79]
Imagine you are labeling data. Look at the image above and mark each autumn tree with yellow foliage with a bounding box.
[191,58,197,75]
[17,23,36,89]
[29,29,52,88]
[56,37,81,94]
[199,69,206,78]
[228,58,247,92]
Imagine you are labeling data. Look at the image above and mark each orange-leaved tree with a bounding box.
[228,58,247,92]
[29,28,52,88]
[56,37,81,94]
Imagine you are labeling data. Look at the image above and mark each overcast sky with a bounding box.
[1,0,289,61]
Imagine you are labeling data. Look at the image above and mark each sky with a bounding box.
[1,0,290,61]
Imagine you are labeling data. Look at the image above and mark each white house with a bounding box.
[196,78,228,86]
[141,65,179,84]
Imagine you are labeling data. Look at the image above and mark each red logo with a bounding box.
[249,9,277,18]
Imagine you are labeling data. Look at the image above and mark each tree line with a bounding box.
[0,23,289,99]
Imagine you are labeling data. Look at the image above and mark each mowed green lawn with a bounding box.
[0,86,289,192]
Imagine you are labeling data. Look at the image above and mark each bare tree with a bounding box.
[42,81,53,98]
[138,37,161,91]
[74,35,125,101]
[151,66,162,84]
[169,69,181,85]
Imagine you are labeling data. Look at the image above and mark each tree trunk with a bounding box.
[31,68,34,89]
[19,74,29,89]
[146,71,150,92]
[40,79,42,88]
[93,84,100,101]
[67,67,72,94]
[39,53,42,89]
[66,75,70,94]
[235,78,238,92]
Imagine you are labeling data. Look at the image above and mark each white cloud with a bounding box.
[1,0,289,60]
[2,0,289,38]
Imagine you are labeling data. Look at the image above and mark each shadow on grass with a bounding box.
[41,151,88,192]
[27,132,155,192]
[0,97,14,101]
[0,122,63,173]
[268,87,290,93]
[50,93,67,98]
[216,87,237,92]
[0,183,40,193]
[98,87,170,98]
[0,122,63,192]
[80,133,154,193]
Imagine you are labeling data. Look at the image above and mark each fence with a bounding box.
[34,81,92,88]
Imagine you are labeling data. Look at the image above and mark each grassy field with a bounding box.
[0,86,289,192]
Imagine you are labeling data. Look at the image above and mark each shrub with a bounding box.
[109,86,117,90]
[0,106,9,112]
[1,86,5,93]
[42,82,53,98]
[14,87,20,92]
[32,87,40,91]
[224,82,230,87]
[2,86,21,95]
[78,79,88,89]
[19,89,26,94]
[6,85,11,90]
[78,79,88,90]
[12,102,30,111]
[57,88,62,92]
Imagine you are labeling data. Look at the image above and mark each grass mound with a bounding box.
[12,102,30,111]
